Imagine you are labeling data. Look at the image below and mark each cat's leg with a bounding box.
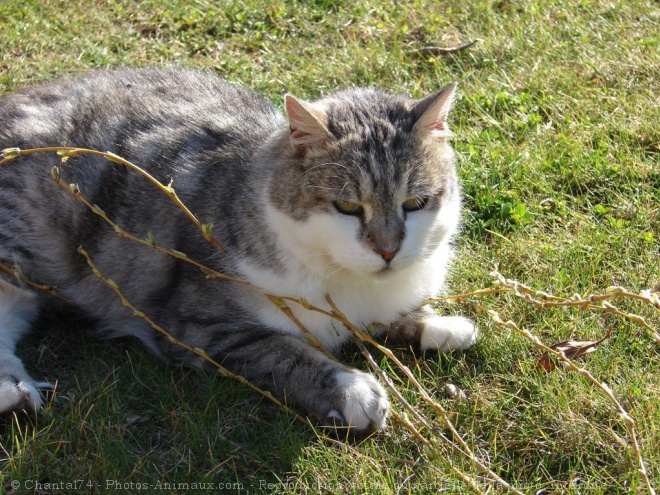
[206,328,389,432]
[386,306,478,352]
[0,280,48,413]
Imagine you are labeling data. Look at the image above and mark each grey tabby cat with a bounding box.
[0,69,477,431]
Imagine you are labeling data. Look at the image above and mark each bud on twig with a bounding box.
[202,223,214,236]
[1,147,21,160]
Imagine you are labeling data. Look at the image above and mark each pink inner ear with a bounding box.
[427,120,451,138]
[285,97,321,139]
[287,104,303,124]
[290,127,310,139]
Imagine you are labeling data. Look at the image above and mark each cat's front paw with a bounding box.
[420,316,478,352]
[326,370,389,432]
[0,373,47,414]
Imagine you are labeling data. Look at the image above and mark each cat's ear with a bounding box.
[284,94,330,149]
[412,82,457,140]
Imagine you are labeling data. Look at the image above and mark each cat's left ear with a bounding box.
[412,82,457,140]
[284,94,330,149]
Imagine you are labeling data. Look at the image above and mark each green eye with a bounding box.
[334,199,363,216]
[402,197,428,212]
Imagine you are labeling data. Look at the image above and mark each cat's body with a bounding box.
[0,69,477,431]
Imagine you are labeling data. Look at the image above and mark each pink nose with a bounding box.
[377,249,399,262]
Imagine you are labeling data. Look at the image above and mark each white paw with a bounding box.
[0,374,46,413]
[420,316,478,352]
[327,370,389,431]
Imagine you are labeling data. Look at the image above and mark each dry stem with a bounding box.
[467,269,657,494]
[50,168,247,285]
[490,269,660,342]
[0,260,74,304]
[322,295,524,495]
[406,39,480,57]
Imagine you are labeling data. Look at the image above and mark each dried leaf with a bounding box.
[538,327,612,372]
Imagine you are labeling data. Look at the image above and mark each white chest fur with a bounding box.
[236,202,456,351]
[237,250,450,350]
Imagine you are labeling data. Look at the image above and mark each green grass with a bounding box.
[1,0,659,493]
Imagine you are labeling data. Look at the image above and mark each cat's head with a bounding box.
[267,83,461,281]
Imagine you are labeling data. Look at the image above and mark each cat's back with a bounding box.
[0,69,285,294]
[0,69,283,157]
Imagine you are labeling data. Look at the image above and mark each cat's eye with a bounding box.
[334,199,364,216]
[402,197,428,212]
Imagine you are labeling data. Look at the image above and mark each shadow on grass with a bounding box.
[1,309,314,490]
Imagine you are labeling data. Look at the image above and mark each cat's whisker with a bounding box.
[307,185,344,192]
[348,158,370,184]
[297,162,349,180]
[336,181,351,199]
[314,264,347,287]
[319,161,349,171]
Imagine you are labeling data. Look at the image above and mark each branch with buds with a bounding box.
[1,146,656,494]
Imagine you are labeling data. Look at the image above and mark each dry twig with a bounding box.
[0,260,74,304]
[486,269,657,495]
[490,269,660,342]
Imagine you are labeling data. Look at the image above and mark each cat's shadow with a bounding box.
[3,309,314,486]
[6,310,479,486]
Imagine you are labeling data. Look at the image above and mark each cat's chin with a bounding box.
[342,261,408,281]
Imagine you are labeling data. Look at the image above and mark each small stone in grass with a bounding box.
[443,383,467,400]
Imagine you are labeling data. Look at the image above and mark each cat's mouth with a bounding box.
[376,264,395,276]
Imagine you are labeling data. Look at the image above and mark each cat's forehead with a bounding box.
[318,89,416,139]
[315,90,419,179]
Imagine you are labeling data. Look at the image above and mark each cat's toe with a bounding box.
[326,370,389,432]
[0,374,44,414]
[420,316,478,352]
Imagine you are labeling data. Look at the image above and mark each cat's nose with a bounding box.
[377,249,399,263]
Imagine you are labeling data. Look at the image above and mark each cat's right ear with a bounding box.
[284,94,330,149]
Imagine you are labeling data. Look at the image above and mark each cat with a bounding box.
[0,69,477,431]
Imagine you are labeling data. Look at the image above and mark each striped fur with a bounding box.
[0,69,476,430]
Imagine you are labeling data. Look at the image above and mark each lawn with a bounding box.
[0,0,658,493]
